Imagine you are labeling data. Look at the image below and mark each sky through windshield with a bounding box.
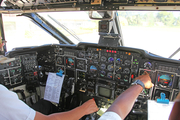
[2,11,180,60]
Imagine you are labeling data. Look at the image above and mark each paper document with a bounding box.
[148,100,174,120]
[0,55,15,63]
[44,72,65,103]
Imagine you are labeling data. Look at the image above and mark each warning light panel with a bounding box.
[106,50,117,53]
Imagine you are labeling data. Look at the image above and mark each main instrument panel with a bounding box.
[36,43,180,117]
[3,43,180,119]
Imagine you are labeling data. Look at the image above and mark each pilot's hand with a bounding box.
[0,37,6,51]
[135,71,153,89]
[0,42,5,52]
[81,99,99,115]
[0,42,4,49]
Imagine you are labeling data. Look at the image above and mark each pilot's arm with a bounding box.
[34,99,99,120]
[0,37,6,55]
[99,71,153,120]
[0,84,36,120]
[0,84,98,120]
[169,92,180,120]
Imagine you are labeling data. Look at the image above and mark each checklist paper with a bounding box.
[148,100,174,120]
[44,72,65,103]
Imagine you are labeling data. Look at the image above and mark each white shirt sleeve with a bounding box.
[0,84,36,120]
[98,112,122,120]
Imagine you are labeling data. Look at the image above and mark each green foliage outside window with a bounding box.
[118,11,180,27]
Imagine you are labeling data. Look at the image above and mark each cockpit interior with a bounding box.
[0,0,180,119]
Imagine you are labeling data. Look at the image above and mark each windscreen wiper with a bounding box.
[169,47,180,59]
[48,15,82,42]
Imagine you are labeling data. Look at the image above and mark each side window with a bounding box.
[2,14,59,52]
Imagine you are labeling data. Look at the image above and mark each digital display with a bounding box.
[66,57,75,68]
[98,86,111,98]
[156,72,174,88]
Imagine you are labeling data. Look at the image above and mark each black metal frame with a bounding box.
[0,14,6,53]
[1,0,180,12]
[98,11,124,47]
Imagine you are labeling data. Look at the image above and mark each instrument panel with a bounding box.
[35,43,180,104]
[2,52,39,89]
[2,43,180,119]
[0,57,22,87]
[53,44,180,111]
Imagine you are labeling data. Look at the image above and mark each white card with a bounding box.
[44,72,65,103]
[148,100,174,120]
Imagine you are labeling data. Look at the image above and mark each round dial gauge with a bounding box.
[78,51,85,58]
[100,71,106,77]
[124,75,129,82]
[144,62,152,69]
[67,58,75,68]
[101,56,107,62]
[100,64,106,70]
[116,74,121,80]
[123,68,130,74]
[124,60,131,66]
[107,64,114,71]
[93,53,99,59]
[90,65,97,74]
[115,66,122,72]
[107,72,113,79]
[157,73,173,88]
[116,58,121,64]
[77,61,85,69]
[108,57,114,63]
[57,57,63,65]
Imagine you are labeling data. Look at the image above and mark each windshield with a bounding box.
[39,12,100,44]
[2,14,59,51]
[38,11,180,60]
[3,11,180,60]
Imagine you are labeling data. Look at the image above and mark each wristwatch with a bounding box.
[131,79,145,89]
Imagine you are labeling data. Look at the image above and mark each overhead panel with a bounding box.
[1,0,180,13]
